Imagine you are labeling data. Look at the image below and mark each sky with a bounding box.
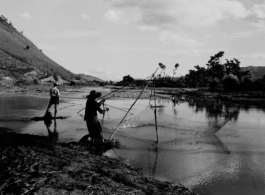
[1,0,265,81]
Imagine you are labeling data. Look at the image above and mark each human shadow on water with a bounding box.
[29,111,67,122]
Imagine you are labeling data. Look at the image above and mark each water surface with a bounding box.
[1,89,265,195]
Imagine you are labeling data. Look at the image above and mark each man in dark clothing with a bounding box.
[83,90,105,142]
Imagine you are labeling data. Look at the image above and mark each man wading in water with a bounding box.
[82,90,105,143]
[45,82,60,118]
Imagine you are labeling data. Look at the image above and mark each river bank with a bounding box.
[0,127,198,195]
[1,85,264,108]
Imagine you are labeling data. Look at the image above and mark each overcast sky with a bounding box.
[1,0,265,81]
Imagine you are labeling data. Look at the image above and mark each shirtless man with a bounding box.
[45,82,60,118]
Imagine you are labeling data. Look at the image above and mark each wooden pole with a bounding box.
[108,68,159,140]
[74,74,154,116]
[101,102,106,124]
[153,79,159,144]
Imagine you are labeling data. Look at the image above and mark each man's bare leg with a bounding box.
[54,104,57,118]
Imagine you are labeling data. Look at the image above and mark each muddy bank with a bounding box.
[0,127,198,195]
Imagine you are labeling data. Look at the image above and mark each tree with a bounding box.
[158,63,166,70]
[224,58,250,82]
[172,63,179,80]
[123,75,134,83]
[184,51,253,90]
[108,80,114,85]
[185,65,207,87]
[208,77,223,91]
[222,74,239,91]
[206,51,225,80]
[114,75,135,86]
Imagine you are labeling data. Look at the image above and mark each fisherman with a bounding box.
[172,95,179,106]
[172,95,176,106]
[45,82,60,118]
[83,90,105,142]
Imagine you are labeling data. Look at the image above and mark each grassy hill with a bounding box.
[77,74,103,82]
[0,15,103,86]
[242,66,265,79]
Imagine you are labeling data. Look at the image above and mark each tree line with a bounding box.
[115,51,265,91]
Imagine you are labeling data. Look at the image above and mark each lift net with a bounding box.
[102,106,234,150]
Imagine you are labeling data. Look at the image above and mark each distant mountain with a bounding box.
[241,66,265,79]
[0,15,104,86]
[77,74,104,82]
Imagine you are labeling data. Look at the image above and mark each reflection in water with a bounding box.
[151,147,158,178]
[146,133,229,181]
[187,97,240,121]
[0,96,49,131]
[110,131,232,193]
[44,118,58,143]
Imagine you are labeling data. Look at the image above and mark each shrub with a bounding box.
[53,75,58,81]
[240,77,252,91]
[174,79,186,88]
[33,79,38,85]
[222,74,239,91]
[252,78,265,91]
[70,81,76,86]
[208,77,224,91]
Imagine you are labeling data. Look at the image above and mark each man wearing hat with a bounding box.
[84,90,105,142]
[45,82,60,118]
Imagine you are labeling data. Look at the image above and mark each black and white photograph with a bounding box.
[1,0,265,194]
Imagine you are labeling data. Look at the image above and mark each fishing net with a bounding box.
[101,105,235,151]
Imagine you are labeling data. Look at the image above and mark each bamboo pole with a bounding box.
[74,75,154,116]
[108,68,159,140]
[153,79,159,144]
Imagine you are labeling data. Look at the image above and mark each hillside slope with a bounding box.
[242,66,265,79]
[77,74,104,82]
[0,15,103,86]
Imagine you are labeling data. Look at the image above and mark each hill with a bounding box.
[77,74,103,82]
[0,15,103,86]
[242,66,265,79]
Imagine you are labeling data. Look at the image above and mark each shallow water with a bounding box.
[1,88,265,195]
